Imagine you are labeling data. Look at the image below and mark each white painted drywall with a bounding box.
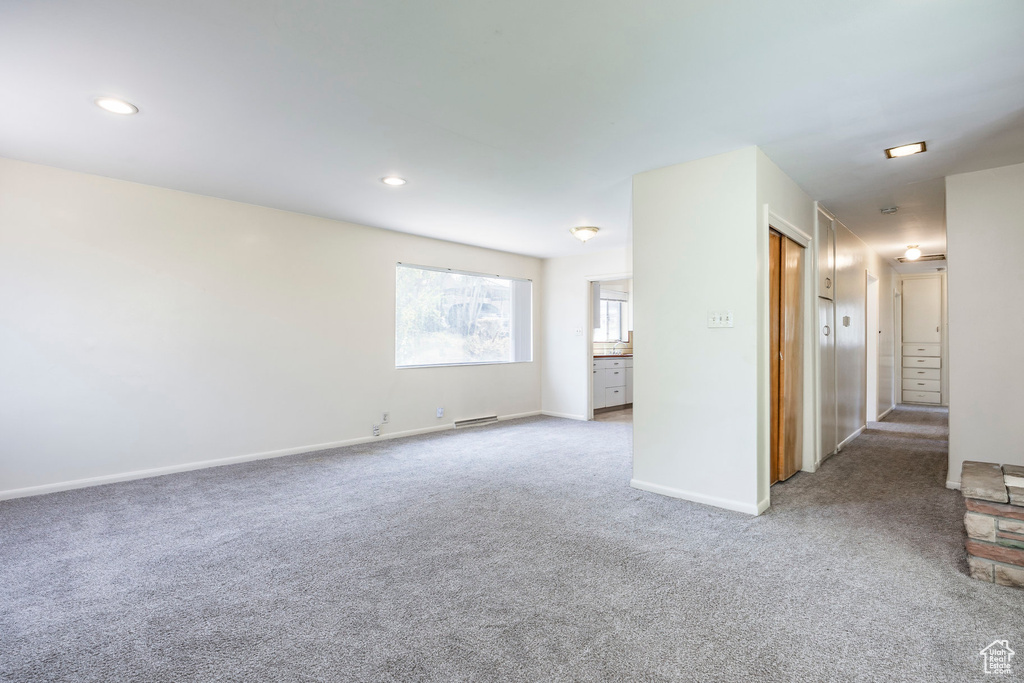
[0,158,542,496]
[946,161,1024,485]
[540,247,631,420]
[632,147,760,514]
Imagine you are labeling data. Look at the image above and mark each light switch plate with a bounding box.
[707,310,734,328]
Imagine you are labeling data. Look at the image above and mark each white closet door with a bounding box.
[902,277,941,343]
[818,298,837,461]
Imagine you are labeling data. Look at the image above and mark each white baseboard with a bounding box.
[877,405,895,421]
[630,478,761,515]
[837,425,866,451]
[756,496,771,514]
[498,410,542,421]
[0,410,541,502]
[540,410,587,421]
[946,480,961,491]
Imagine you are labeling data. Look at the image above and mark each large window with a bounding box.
[396,264,532,367]
[594,290,628,342]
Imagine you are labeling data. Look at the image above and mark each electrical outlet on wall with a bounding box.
[382,412,390,424]
[436,407,444,418]
[372,424,381,437]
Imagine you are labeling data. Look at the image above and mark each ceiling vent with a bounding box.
[896,253,946,263]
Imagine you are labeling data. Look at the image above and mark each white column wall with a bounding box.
[946,161,1024,486]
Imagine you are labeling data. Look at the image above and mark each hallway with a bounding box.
[765,403,1023,679]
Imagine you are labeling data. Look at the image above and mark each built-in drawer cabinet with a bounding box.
[904,356,940,369]
[905,378,940,392]
[605,386,626,407]
[903,343,940,357]
[594,357,633,410]
[903,367,940,381]
[903,390,940,404]
[603,367,626,388]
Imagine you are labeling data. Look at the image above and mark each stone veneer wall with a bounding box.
[962,461,1024,588]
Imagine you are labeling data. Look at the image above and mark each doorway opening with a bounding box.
[589,277,633,423]
[769,229,805,484]
[866,273,879,422]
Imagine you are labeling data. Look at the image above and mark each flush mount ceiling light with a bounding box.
[885,141,926,159]
[880,206,899,215]
[94,97,138,115]
[904,245,922,261]
[381,176,406,186]
[570,226,600,243]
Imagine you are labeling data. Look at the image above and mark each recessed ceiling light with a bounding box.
[94,97,138,115]
[904,245,922,261]
[381,176,406,186]
[880,206,898,215]
[885,141,926,159]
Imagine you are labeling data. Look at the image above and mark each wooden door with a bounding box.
[770,229,804,484]
[769,232,781,484]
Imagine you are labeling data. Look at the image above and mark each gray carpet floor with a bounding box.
[2,405,1022,682]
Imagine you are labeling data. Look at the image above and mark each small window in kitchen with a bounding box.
[594,289,628,343]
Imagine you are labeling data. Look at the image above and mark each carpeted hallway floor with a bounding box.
[2,405,1021,681]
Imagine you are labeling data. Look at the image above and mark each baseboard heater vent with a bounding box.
[453,415,498,429]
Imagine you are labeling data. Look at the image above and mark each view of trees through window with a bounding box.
[396,265,531,366]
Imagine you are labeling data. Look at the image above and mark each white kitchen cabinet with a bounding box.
[902,278,941,343]
[605,386,626,406]
[901,275,944,405]
[603,366,627,389]
[593,357,633,412]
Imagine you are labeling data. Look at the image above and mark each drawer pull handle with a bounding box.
[917,383,925,386]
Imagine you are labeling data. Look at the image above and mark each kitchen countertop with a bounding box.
[594,354,633,358]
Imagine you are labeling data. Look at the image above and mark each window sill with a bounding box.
[396,360,533,369]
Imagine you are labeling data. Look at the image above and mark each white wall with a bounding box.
[946,161,1024,485]
[631,146,897,515]
[0,158,542,497]
[832,220,897,446]
[541,247,631,420]
[632,147,761,514]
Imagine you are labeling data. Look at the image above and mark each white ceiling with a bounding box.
[2,1,1023,260]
